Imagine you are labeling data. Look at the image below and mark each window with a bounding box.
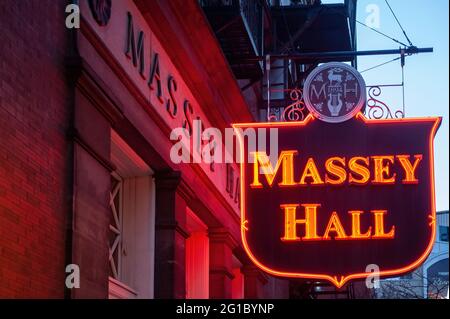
[109,173,124,281]
[439,226,448,242]
[108,130,155,299]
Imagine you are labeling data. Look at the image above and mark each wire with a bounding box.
[327,6,409,47]
[385,0,414,46]
[353,19,408,47]
[360,56,401,73]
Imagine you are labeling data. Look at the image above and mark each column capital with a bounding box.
[242,265,268,285]
[155,221,190,239]
[208,228,237,298]
[242,264,268,298]
[208,227,239,250]
[154,170,182,191]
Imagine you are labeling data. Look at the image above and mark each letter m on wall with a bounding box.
[125,12,145,76]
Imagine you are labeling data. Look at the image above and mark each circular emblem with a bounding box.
[303,62,366,123]
[88,0,112,26]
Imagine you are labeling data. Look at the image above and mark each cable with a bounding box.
[354,19,408,47]
[360,56,401,73]
[327,6,409,47]
[385,0,414,46]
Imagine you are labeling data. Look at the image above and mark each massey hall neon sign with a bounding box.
[251,150,423,242]
[233,63,441,288]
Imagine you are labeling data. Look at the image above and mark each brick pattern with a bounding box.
[0,0,70,297]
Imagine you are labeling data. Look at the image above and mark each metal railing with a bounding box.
[265,84,406,122]
[199,0,263,55]
[365,84,405,119]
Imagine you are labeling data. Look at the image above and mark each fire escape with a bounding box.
[200,0,357,122]
[200,0,431,123]
[262,0,357,122]
[199,0,268,80]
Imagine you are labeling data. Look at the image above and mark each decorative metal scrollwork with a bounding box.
[282,89,306,121]
[268,89,307,122]
[365,86,404,119]
[269,86,405,122]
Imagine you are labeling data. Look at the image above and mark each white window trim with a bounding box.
[108,277,138,299]
[109,130,155,299]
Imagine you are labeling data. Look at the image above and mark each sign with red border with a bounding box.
[233,113,441,287]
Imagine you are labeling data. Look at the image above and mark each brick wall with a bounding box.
[0,0,71,297]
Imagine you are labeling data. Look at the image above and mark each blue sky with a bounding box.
[324,0,449,211]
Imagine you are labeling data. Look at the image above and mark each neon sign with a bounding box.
[233,113,441,287]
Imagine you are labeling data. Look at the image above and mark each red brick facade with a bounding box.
[0,0,71,298]
[0,0,289,299]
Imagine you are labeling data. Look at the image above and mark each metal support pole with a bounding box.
[266,54,271,121]
[400,48,406,117]
[239,47,433,62]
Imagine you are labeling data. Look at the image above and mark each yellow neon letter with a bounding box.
[372,156,396,184]
[349,211,371,239]
[281,203,321,241]
[348,157,370,184]
[323,212,348,240]
[396,154,422,184]
[371,210,395,239]
[251,151,298,187]
[299,158,324,185]
[325,157,347,185]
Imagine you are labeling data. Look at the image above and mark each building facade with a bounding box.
[0,0,288,299]
[0,0,371,299]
